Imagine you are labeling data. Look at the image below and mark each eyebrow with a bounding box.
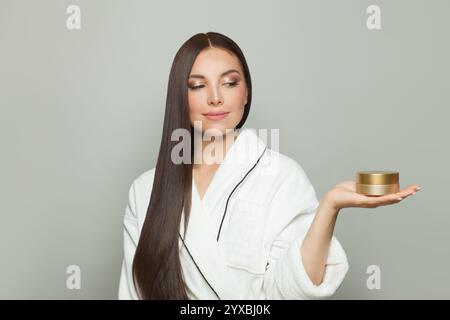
[188,69,241,79]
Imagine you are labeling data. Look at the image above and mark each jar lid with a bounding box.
[356,171,399,185]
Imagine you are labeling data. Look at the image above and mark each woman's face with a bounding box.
[188,47,248,135]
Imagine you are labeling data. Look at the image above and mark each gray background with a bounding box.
[1,0,449,299]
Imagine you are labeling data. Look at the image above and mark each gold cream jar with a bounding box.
[356,171,399,196]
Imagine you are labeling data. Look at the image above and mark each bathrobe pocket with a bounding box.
[221,199,269,275]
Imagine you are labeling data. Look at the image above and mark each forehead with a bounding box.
[190,47,243,77]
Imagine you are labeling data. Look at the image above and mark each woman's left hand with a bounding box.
[325,181,421,211]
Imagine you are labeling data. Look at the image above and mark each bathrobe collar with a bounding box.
[179,128,267,300]
[194,128,268,213]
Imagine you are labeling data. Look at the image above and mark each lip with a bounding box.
[202,111,230,121]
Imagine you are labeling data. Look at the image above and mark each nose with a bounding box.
[207,85,223,107]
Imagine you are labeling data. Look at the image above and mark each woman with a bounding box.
[118,32,421,300]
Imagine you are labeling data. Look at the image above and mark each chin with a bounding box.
[205,122,238,135]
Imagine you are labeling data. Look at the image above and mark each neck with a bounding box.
[193,129,238,169]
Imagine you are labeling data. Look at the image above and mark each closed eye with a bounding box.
[188,81,239,90]
[225,81,238,87]
[189,84,205,90]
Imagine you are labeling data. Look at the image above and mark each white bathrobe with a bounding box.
[118,128,349,300]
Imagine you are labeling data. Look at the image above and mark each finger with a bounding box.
[395,184,422,198]
[375,184,422,205]
[374,194,403,206]
[368,191,408,206]
[359,184,421,208]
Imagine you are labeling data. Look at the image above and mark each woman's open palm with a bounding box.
[327,180,421,210]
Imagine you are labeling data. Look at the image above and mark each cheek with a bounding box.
[224,88,246,126]
[225,86,247,109]
[188,94,203,119]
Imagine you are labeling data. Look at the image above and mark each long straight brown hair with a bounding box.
[132,32,253,299]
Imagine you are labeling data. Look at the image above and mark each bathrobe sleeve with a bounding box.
[118,181,140,300]
[262,160,349,299]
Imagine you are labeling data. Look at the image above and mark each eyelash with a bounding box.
[189,81,239,90]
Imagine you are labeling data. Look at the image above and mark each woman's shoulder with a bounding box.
[263,149,320,216]
[126,168,156,220]
[133,167,156,187]
[263,148,311,182]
